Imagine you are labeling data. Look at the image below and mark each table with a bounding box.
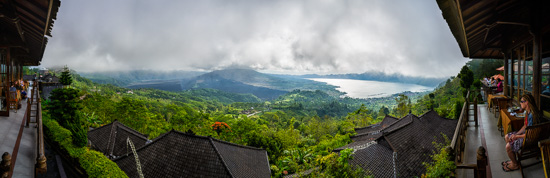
[499,109,524,135]
[487,94,508,108]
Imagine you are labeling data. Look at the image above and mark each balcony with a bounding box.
[457,100,544,177]
[0,82,44,178]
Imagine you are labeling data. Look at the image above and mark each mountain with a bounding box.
[181,69,340,100]
[80,70,205,87]
[298,71,447,87]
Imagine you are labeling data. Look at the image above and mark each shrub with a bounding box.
[313,149,369,178]
[43,115,128,178]
[422,135,456,178]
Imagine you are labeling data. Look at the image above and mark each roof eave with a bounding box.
[437,0,470,57]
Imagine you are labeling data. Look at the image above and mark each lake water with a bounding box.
[308,78,434,99]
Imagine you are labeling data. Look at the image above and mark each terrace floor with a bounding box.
[457,103,544,178]
[0,84,37,178]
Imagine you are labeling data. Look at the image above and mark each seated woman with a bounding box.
[502,93,542,171]
[493,78,503,95]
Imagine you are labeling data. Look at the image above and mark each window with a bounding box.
[541,31,550,115]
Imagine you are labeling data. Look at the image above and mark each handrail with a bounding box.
[448,90,486,178]
[35,81,46,174]
[450,91,469,163]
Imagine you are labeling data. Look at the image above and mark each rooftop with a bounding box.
[112,130,271,178]
[337,110,458,177]
[87,120,149,159]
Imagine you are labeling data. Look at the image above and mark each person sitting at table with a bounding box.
[492,78,503,95]
[502,93,542,172]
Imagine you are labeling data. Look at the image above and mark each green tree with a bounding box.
[458,65,474,96]
[395,94,411,117]
[47,88,87,147]
[60,65,73,86]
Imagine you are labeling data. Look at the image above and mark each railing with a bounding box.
[26,81,46,174]
[448,90,486,178]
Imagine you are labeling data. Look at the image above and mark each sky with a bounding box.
[42,0,469,78]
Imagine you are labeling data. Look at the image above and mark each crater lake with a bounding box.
[307,78,435,99]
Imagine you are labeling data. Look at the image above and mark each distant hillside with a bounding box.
[126,79,182,92]
[181,69,341,100]
[80,70,205,87]
[298,71,447,87]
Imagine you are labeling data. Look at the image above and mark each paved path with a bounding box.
[0,85,37,178]
[457,103,544,178]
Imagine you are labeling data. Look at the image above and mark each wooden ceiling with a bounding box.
[437,0,550,59]
[0,0,60,65]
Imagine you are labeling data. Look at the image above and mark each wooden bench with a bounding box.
[539,139,550,178]
[517,122,550,177]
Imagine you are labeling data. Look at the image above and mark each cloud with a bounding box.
[42,0,468,78]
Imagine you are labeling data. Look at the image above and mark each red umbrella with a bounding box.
[496,66,504,71]
[492,74,504,81]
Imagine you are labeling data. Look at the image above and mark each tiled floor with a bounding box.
[0,85,37,178]
[457,103,544,178]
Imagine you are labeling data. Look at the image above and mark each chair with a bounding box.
[517,122,550,177]
[8,91,18,113]
[539,139,550,178]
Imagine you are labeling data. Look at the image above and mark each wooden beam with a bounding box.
[456,0,470,57]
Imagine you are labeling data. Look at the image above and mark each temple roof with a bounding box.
[87,120,149,159]
[113,130,271,178]
[337,110,458,177]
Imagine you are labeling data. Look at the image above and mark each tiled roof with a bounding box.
[380,115,399,128]
[87,120,149,159]
[350,143,395,178]
[339,110,458,178]
[382,114,413,134]
[114,130,271,178]
[354,115,400,135]
[354,124,381,135]
[386,111,457,177]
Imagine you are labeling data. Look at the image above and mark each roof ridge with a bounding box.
[209,137,235,178]
[107,121,118,156]
[210,138,267,151]
[114,122,149,140]
[351,131,381,139]
[417,110,433,118]
[354,124,380,131]
[112,129,174,162]
[88,120,116,133]
[170,130,266,151]
[382,115,413,135]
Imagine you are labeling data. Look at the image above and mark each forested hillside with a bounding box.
[40,68,468,177]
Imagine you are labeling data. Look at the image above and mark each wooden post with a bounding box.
[25,97,30,127]
[503,54,509,97]
[1,152,11,178]
[474,97,478,127]
[476,146,487,178]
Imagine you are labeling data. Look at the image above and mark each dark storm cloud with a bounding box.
[42,0,467,77]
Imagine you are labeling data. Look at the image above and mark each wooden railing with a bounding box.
[26,81,46,174]
[448,90,487,178]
